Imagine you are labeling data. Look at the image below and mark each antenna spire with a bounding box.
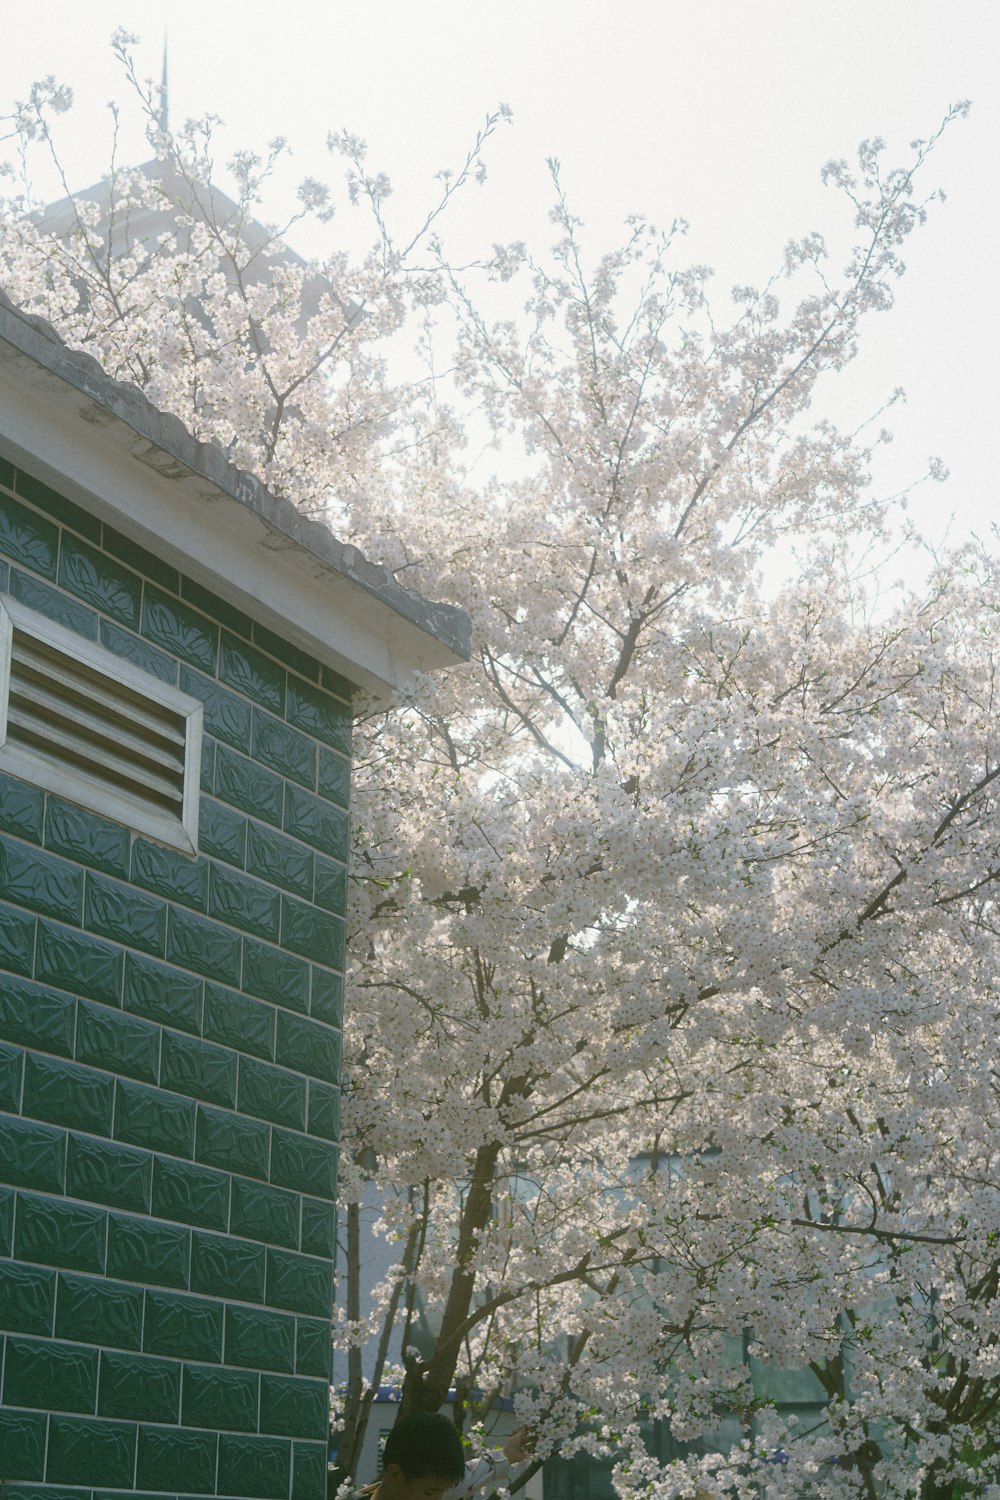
[157,36,169,136]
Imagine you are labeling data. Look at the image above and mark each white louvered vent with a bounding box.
[0,595,203,853]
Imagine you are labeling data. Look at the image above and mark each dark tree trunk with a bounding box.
[396,1141,501,1421]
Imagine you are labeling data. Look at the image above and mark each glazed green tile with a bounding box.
[8,569,98,639]
[100,617,179,683]
[44,797,131,879]
[161,1029,238,1108]
[201,735,216,793]
[195,1104,269,1180]
[107,1211,190,1289]
[123,950,203,1034]
[238,1056,306,1132]
[313,854,346,915]
[144,1289,223,1363]
[0,900,36,977]
[102,524,179,593]
[15,468,101,542]
[220,1428,290,1500]
[180,667,253,752]
[276,1013,341,1083]
[23,1052,114,1135]
[0,1261,56,1336]
[265,1248,333,1318]
[99,1349,181,1422]
[320,665,355,703]
[67,1134,152,1214]
[76,1000,159,1086]
[294,1317,331,1379]
[166,907,243,987]
[300,1199,336,1260]
[225,1304,296,1373]
[56,1273,142,1350]
[0,771,45,841]
[0,835,84,924]
[210,864,281,942]
[270,1130,337,1201]
[218,1433,290,1499]
[306,1082,340,1143]
[280,900,343,970]
[15,1193,107,1273]
[4,1334,99,1414]
[292,1440,329,1500]
[180,575,254,637]
[100,1478,183,1500]
[252,623,321,684]
[215,745,284,827]
[1,1483,82,1500]
[190,1229,265,1302]
[92,1474,162,1500]
[0,1159,23,1242]
[0,973,75,1056]
[183,1362,259,1432]
[309,968,343,1029]
[0,1114,65,1192]
[0,488,60,577]
[286,678,351,754]
[203,982,275,1061]
[58,533,142,629]
[260,1374,329,1439]
[0,559,8,589]
[115,1079,195,1160]
[85,872,167,957]
[317,755,363,816]
[252,711,316,789]
[219,632,286,715]
[246,823,313,900]
[229,1177,299,1250]
[136,1425,218,1494]
[0,452,14,488]
[152,1157,230,1232]
[199,798,247,867]
[283,785,349,862]
[243,937,310,1014]
[143,584,219,673]
[47,1414,137,1487]
[35,920,123,1004]
[0,1409,47,1480]
[132,838,209,910]
[0,1182,13,1251]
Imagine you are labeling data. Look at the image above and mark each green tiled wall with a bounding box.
[0,458,351,1500]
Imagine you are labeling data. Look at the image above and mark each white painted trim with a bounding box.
[0,594,203,854]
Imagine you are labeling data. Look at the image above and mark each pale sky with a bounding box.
[2,0,997,547]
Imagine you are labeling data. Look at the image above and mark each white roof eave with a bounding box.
[0,291,471,701]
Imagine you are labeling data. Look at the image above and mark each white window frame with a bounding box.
[0,594,203,854]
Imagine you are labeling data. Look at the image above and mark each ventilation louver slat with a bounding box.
[0,594,203,853]
[9,639,186,809]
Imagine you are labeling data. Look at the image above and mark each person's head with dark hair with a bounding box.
[377,1413,466,1500]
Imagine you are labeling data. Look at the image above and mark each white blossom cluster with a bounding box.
[2,62,993,1498]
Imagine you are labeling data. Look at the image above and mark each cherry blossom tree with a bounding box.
[2,44,996,1499]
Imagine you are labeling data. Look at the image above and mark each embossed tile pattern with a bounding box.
[0,902,35,977]
[0,460,352,1498]
[58,533,142,628]
[182,667,254,752]
[9,567,98,637]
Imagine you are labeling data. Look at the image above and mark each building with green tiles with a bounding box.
[0,290,470,1500]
